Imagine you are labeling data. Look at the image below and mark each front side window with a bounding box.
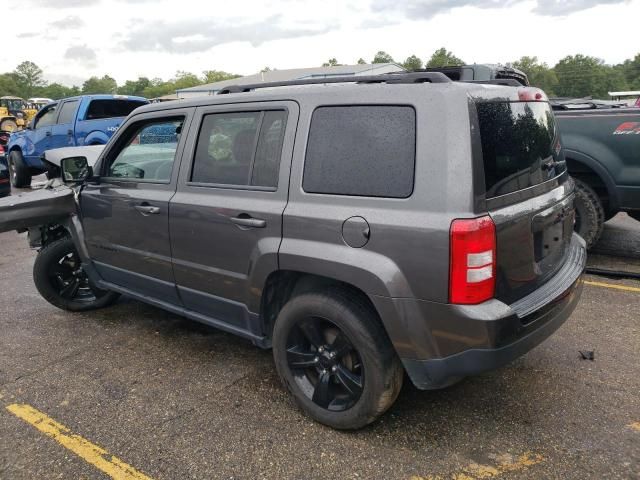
[106,118,183,182]
[191,110,286,188]
[303,106,416,198]
[35,105,58,129]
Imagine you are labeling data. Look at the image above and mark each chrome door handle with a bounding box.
[134,205,160,215]
[230,216,266,228]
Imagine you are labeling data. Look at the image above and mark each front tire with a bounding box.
[33,237,119,312]
[8,150,32,188]
[0,118,18,133]
[272,290,403,430]
[573,179,604,249]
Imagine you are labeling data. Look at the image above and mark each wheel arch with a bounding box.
[258,270,413,358]
[83,131,109,146]
[564,149,620,213]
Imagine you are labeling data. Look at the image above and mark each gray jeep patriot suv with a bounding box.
[0,72,586,429]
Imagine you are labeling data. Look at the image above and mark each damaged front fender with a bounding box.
[0,183,77,233]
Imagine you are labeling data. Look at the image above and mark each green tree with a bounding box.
[403,54,423,71]
[37,83,81,100]
[117,77,151,96]
[172,71,201,90]
[618,53,640,89]
[554,54,628,98]
[372,51,394,64]
[82,75,118,94]
[14,61,46,97]
[510,56,558,95]
[426,48,465,68]
[0,73,21,97]
[356,58,367,65]
[202,70,239,84]
[321,58,341,67]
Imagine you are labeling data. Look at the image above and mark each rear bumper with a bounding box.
[399,234,586,389]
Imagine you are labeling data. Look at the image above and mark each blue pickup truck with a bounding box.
[6,94,147,187]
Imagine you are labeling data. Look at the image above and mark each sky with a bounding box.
[6,0,640,87]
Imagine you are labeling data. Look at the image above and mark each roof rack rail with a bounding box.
[217,72,451,94]
[462,79,524,87]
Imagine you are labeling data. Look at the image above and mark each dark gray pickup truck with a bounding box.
[552,101,640,247]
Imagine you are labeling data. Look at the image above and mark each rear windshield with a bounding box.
[476,101,564,198]
[85,99,146,120]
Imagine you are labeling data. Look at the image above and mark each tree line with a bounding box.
[328,48,640,98]
[0,63,240,100]
[1,48,639,101]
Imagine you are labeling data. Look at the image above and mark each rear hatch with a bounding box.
[473,92,577,305]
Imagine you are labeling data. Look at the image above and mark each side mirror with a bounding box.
[61,156,92,183]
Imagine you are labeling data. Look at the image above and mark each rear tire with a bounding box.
[33,237,120,312]
[8,150,32,188]
[272,289,404,430]
[573,179,604,249]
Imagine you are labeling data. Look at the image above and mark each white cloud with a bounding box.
[4,0,638,86]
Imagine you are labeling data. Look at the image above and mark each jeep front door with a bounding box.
[169,103,297,334]
[81,111,191,303]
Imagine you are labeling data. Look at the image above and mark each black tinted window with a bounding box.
[303,106,416,198]
[85,99,146,120]
[57,101,78,124]
[191,110,286,188]
[476,101,564,198]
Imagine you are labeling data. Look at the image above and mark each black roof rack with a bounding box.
[217,72,451,94]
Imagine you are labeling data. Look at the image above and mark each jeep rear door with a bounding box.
[80,108,192,303]
[169,101,298,334]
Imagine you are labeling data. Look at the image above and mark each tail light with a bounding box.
[449,216,496,305]
[518,87,547,102]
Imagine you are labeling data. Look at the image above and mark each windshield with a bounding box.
[476,101,565,198]
[4,99,25,111]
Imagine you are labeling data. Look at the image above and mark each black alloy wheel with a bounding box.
[48,251,98,303]
[286,316,364,411]
[33,236,120,311]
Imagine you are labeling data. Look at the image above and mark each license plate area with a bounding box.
[532,196,575,269]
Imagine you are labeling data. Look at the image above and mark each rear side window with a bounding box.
[191,110,286,188]
[476,101,564,198]
[303,106,416,198]
[56,101,78,124]
[85,99,146,120]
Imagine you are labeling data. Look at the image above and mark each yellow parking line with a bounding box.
[629,422,640,432]
[410,452,544,479]
[584,280,640,293]
[6,403,154,480]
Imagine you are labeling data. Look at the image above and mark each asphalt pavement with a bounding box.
[0,218,638,479]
